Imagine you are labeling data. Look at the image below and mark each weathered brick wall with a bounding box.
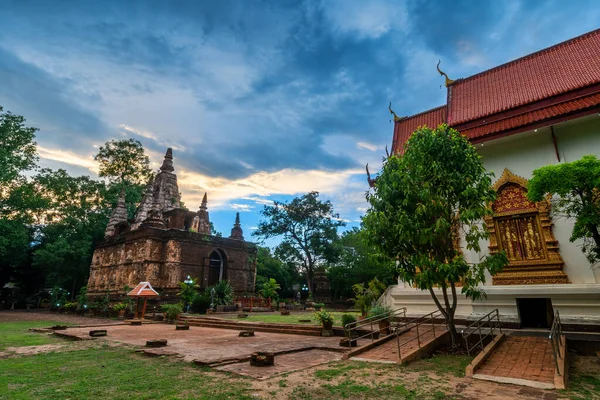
[87,228,257,299]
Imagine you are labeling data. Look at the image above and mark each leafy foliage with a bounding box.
[314,308,334,326]
[93,138,152,186]
[178,277,199,309]
[0,106,38,186]
[341,313,357,327]
[259,278,281,301]
[190,291,211,314]
[528,155,600,265]
[208,280,234,306]
[351,278,386,316]
[328,227,395,300]
[254,246,301,298]
[253,192,344,292]
[161,303,183,323]
[363,124,508,345]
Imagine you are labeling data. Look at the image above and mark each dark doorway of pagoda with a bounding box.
[207,250,226,286]
[517,298,554,329]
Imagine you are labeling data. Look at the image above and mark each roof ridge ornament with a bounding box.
[388,102,404,122]
[436,60,456,87]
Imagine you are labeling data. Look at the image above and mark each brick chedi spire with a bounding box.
[153,148,181,212]
[104,188,128,238]
[229,212,244,240]
[131,175,154,231]
[195,192,211,234]
[140,196,166,229]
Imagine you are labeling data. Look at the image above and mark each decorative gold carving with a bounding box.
[388,102,404,122]
[487,169,568,285]
[437,60,456,87]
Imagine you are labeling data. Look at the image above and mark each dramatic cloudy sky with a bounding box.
[1,0,599,240]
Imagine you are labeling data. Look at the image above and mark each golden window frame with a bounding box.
[485,169,569,285]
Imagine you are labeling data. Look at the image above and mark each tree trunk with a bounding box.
[588,223,600,259]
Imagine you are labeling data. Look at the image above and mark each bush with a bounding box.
[314,309,334,326]
[161,303,183,323]
[369,304,392,319]
[209,280,234,306]
[314,302,325,310]
[341,313,357,328]
[190,292,211,314]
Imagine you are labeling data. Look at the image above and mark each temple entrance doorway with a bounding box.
[208,249,226,286]
[517,298,554,329]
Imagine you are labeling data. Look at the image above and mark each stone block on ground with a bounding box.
[298,319,311,323]
[130,320,143,325]
[89,330,107,337]
[339,338,357,347]
[51,325,68,330]
[280,310,290,316]
[321,329,334,337]
[250,352,274,366]
[239,331,255,337]
[175,325,190,330]
[146,339,168,347]
[238,313,248,318]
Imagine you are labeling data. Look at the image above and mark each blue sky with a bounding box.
[1,0,599,244]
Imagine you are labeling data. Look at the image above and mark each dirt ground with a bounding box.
[3,311,597,399]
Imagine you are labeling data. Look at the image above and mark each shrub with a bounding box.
[111,303,127,311]
[190,292,211,314]
[209,280,234,306]
[341,313,357,328]
[369,304,392,319]
[314,309,334,326]
[161,303,183,323]
[314,302,325,310]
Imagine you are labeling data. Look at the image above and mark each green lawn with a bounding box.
[1,345,253,400]
[0,321,72,350]
[217,311,359,326]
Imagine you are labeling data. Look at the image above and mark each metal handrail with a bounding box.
[344,307,407,343]
[549,310,563,376]
[461,309,501,357]
[395,310,446,362]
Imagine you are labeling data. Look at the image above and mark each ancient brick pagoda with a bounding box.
[87,148,257,300]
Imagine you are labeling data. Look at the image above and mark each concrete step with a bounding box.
[178,317,325,336]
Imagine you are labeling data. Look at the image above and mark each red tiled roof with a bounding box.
[392,106,446,153]
[448,29,600,125]
[127,282,159,297]
[462,92,600,140]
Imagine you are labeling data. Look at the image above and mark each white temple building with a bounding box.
[381,29,600,329]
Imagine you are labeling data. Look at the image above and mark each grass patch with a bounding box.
[564,372,600,400]
[409,354,471,377]
[0,321,72,350]
[0,346,253,400]
[314,363,366,381]
[217,312,359,326]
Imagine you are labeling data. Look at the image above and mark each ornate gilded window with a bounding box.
[486,169,569,285]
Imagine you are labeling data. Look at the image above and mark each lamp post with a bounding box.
[183,275,193,313]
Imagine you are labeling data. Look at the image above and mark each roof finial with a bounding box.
[229,212,244,240]
[199,192,208,211]
[160,148,174,172]
[388,102,403,122]
[366,163,376,188]
[436,60,455,87]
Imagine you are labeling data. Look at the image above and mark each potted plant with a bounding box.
[112,303,127,318]
[315,309,334,336]
[369,304,392,335]
[161,303,183,324]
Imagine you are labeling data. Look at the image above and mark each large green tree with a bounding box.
[363,124,508,346]
[254,246,301,298]
[0,107,40,291]
[30,169,110,291]
[328,227,395,300]
[94,139,152,219]
[254,192,344,292]
[528,155,600,265]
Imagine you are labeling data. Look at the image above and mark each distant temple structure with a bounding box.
[381,29,600,328]
[87,149,257,300]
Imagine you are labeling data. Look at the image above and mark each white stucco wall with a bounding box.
[462,114,600,284]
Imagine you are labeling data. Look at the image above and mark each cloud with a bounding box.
[357,141,379,152]
[230,203,254,212]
